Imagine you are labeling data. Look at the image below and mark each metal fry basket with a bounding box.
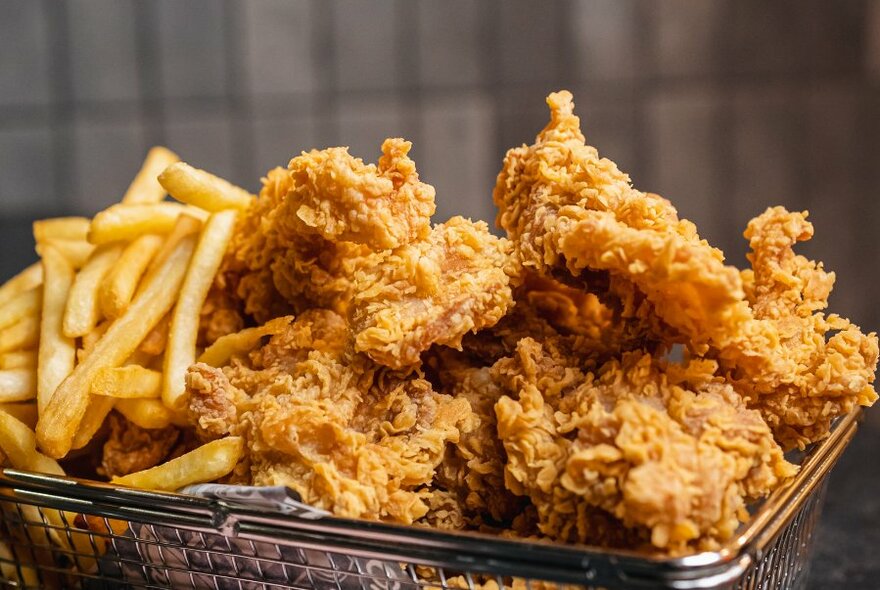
[0,410,859,590]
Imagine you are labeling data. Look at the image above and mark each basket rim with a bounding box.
[0,409,860,589]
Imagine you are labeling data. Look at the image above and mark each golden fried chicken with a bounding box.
[717,207,879,448]
[215,139,516,370]
[493,338,796,554]
[493,90,759,353]
[351,216,518,369]
[425,349,526,527]
[494,91,877,449]
[185,312,473,524]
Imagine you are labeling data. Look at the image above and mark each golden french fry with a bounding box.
[0,350,36,369]
[0,409,64,475]
[37,246,77,413]
[0,402,37,429]
[38,238,96,269]
[112,437,243,491]
[0,262,42,308]
[159,162,254,211]
[87,203,190,245]
[78,320,110,363]
[0,369,35,402]
[142,214,203,282]
[62,244,123,338]
[0,287,41,331]
[164,210,237,409]
[0,316,39,353]
[32,216,90,243]
[99,234,163,318]
[115,398,174,429]
[122,146,180,204]
[37,236,197,458]
[198,316,293,367]
[92,365,161,399]
[71,395,115,450]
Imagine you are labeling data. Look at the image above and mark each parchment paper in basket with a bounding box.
[89,484,417,590]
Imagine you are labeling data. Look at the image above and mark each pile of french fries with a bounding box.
[0,147,253,503]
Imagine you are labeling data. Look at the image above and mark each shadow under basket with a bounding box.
[0,410,860,590]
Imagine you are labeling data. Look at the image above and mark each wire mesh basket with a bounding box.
[0,410,860,590]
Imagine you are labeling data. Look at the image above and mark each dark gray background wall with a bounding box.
[0,2,878,587]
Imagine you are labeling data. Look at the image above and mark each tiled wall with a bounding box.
[2,0,879,329]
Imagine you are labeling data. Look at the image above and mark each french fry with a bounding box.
[164,210,237,409]
[122,146,180,204]
[0,350,36,369]
[38,238,96,269]
[92,365,161,399]
[0,287,41,330]
[99,234,163,318]
[142,214,203,281]
[32,216,90,243]
[71,395,115,450]
[0,369,35,402]
[78,320,110,362]
[0,316,39,353]
[0,402,37,429]
[0,409,64,476]
[37,236,197,458]
[159,162,254,211]
[198,315,292,367]
[62,244,122,338]
[37,245,76,413]
[0,262,42,308]
[115,398,175,429]
[87,203,190,245]
[112,437,244,491]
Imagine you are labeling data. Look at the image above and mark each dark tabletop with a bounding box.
[808,409,880,589]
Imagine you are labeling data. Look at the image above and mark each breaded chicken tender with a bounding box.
[351,216,518,369]
[718,207,879,448]
[493,90,759,353]
[493,338,796,554]
[185,312,473,524]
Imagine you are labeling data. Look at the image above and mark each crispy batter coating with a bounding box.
[185,312,473,524]
[718,207,879,448]
[493,338,796,553]
[493,90,756,352]
[351,217,518,369]
[285,138,435,249]
[426,350,526,527]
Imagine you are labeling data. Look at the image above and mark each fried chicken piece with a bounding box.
[218,140,435,320]
[285,138,435,249]
[718,207,879,448]
[493,90,877,449]
[186,312,473,524]
[426,349,526,527]
[351,216,518,369]
[493,90,759,352]
[493,338,796,554]
[99,413,180,478]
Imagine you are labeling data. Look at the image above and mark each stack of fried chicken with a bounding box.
[106,91,877,555]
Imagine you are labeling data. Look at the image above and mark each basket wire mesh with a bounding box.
[0,410,859,590]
